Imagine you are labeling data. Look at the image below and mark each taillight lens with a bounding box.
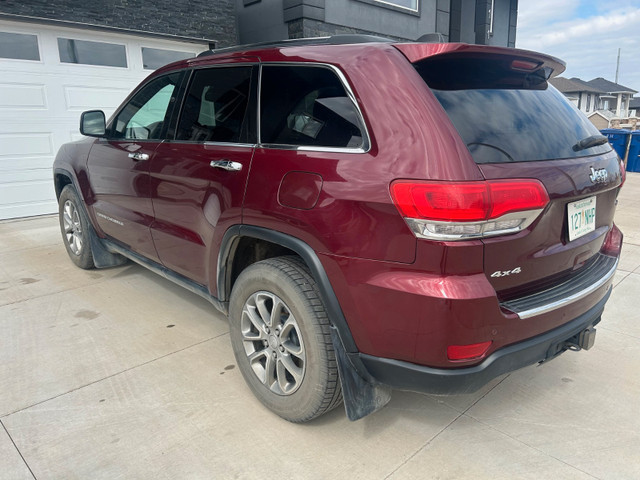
[602,223,623,257]
[390,179,549,241]
[447,341,492,361]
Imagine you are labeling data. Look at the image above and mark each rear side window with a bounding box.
[415,57,612,163]
[176,67,252,143]
[260,65,365,149]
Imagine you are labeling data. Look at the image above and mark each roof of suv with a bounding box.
[153,36,566,86]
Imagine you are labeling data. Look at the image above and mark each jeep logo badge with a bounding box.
[589,167,608,184]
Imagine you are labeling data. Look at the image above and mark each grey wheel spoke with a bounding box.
[282,339,303,357]
[247,348,269,383]
[280,319,303,356]
[74,233,83,251]
[242,306,267,339]
[63,211,73,232]
[264,351,277,388]
[247,348,268,364]
[255,294,273,328]
[270,299,286,328]
[277,354,303,393]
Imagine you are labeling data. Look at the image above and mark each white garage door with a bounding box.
[0,19,207,219]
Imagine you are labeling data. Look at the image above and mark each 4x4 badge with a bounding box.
[589,167,608,184]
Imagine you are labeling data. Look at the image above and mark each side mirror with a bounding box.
[80,110,106,137]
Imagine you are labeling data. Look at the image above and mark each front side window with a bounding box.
[176,67,252,143]
[0,32,40,61]
[58,38,127,67]
[112,73,181,140]
[260,65,365,149]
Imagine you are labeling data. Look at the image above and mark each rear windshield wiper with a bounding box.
[572,134,608,152]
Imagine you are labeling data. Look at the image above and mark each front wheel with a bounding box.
[228,256,342,422]
[58,185,94,269]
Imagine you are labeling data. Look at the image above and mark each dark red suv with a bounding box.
[53,36,624,422]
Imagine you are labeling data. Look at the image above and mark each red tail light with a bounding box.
[390,179,549,222]
[447,341,492,361]
[602,223,623,257]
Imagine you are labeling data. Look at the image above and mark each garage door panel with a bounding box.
[0,181,56,204]
[0,133,53,157]
[0,19,206,219]
[0,157,54,172]
[63,85,131,112]
[0,200,58,219]
[1,168,53,183]
[0,83,47,110]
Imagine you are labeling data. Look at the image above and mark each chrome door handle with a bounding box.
[128,152,149,161]
[210,160,243,172]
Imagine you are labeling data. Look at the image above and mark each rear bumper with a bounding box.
[358,287,610,395]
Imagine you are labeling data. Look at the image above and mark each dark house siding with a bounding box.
[0,0,237,46]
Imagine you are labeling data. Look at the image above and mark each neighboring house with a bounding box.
[551,76,638,130]
[548,77,604,114]
[238,0,518,46]
[586,77,637,118]
[0,0,519,220]
[629,97,640,117]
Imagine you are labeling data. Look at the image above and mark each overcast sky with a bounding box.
[516,0,640,93]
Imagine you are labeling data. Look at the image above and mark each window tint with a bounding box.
[112,73,181,140]
[260,65,365,149]
[0,32,40,61]
[176,67,252,143]
[142,47,195,70]
[58,38,127,67]
[432,86,611,163]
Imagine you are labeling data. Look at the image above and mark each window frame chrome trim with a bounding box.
[257,62,372,154]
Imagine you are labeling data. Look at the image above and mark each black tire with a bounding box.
[229,256,343,422]
[58,185,95,269]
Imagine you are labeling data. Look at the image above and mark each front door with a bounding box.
[149,64,257,288]
[87,72,183,262]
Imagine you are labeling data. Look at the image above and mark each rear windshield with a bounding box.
[416,63,611,163]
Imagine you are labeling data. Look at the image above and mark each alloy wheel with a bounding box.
[240,291,306,395]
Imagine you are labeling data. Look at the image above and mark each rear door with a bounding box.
[409,48,623,297]
[149,63,257,288]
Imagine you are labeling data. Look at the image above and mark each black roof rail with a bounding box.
[197,34,394,58]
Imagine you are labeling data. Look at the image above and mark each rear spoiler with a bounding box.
[394,43,566,91]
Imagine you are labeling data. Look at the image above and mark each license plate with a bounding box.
[567,196,596,242]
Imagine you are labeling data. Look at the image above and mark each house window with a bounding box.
[141,47,195,70]
[0,32,40,61]
[374,0,418,11]
[58,38,127,67]
[586,94,591,112]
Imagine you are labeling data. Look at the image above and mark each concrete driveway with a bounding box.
[2,175,640,480]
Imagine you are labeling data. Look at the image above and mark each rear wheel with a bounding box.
[58,185,94,269]
[229,256,342,422]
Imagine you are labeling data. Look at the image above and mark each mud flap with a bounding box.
[88,224,127,268]
[330,327,392,421]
